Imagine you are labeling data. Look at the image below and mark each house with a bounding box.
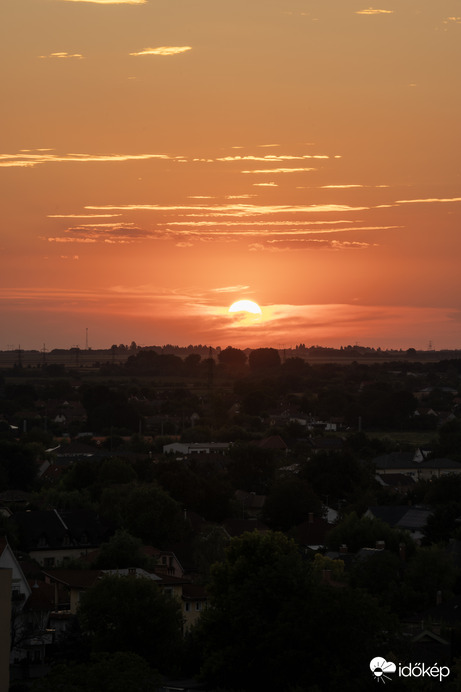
[364,506,432,543]
[291,514,332,551]
[43,569,103,615]
[182,583,208,631]
[308,436,345,453]
[51,441,112,467]
[0,535,54,675]
[0,568,11,691]
[163,442,230,456]
[373,452,461,481]
[222,518,270,539]
[11,509,111,567]
[256,435,288,451]
[0,534,31,612]
[375,473,416,494]
[145,547,186,577]
[234,490,266,519]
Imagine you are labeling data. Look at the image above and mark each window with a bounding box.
[195,601,202,611]
[185,602,190,612]
[44,557,55,568]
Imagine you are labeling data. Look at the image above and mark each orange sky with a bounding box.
[2,0,461,350]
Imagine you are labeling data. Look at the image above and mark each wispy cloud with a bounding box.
[160,220,355,228]
[130,46,192,56]
[356,8,394,15]
[46,223,154,244]
[248,239,378,252]
[253,182,278,187]
[59,0,146,4]
[241,167,316,174]
[443,17,461,24]
[396,197,461,204]
[48,214,121,218]
[217,155,329,162]
[39,52,84,59]
[85,203,370,214]
[211,285,251,294]
[321,184,363,189]
[0,151,173,168]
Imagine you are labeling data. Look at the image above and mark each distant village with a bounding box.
[1,346,461,690]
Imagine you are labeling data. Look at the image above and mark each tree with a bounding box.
[78,575,183,673]
[194,531,398,691]
[300,450,376,512]
[263,477,322,531]
[92,529,150,570]
[32,652,161,692]
[248,347,281,373]
[99,482,185,547]
[227,444,278,493]
[0,439,37,490]
[326,512,415,556]
[218,347,247,374]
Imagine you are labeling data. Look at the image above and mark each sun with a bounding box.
[228,300,262,315]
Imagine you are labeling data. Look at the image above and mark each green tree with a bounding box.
[327,512,415,556]
[0,439,36,490]
[32,652,161,692]
[248,347,281,373]
[78,575,183,673]
[403,546,457,610]
[99,482,185,547]
[227,443,278,493]
[195,531,397,691]
[263,477,322,531]
[92,529,150,569]
[300,451,376,512]
[218,347,247,374]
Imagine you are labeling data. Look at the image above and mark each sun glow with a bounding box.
[228,300,262,315]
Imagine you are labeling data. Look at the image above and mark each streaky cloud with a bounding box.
[356,7,394,15]
[211,285,251,293]
[396,197,461,204]
[60,0,146,4]
[48,214,121,218]
[241,167,316,174]
[130,46,192,56]
[39,52,84,59]
[85,203,369,214]
[217,155,329,162]
[0,151,173,168]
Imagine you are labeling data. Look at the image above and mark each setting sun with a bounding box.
[228,300,262,315]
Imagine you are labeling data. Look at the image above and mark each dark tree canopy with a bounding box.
[99,482,185,548]
[78,575,183,673]
[31,652,161,692]
[248,347,281,373]
[218,346,247,372]
[195,531,398,691]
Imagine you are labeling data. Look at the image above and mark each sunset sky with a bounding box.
[2,0,461,351]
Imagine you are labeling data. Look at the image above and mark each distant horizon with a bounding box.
[2,341,460,355]
[2,1,460,357]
